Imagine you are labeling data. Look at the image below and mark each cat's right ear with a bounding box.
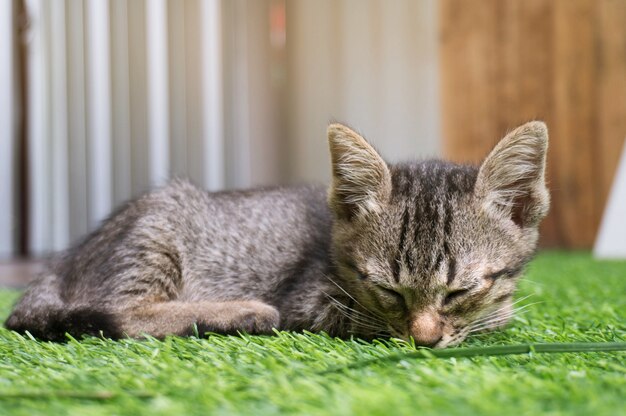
[327,123,392,221]
[475,121,550,228]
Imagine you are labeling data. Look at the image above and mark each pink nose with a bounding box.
[409,311,443,347]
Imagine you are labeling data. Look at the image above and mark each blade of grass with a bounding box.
[322,342,626,373]
[0,390,156,401]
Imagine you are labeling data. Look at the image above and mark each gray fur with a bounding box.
[6,121,549,348]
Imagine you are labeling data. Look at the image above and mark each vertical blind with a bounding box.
[0,0,18,258]
[13,0,272,256]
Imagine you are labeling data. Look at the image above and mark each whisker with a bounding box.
[468,312,513,328]
[470,294,536,327]
[469,316,516,333]
[323,291,388,324]
[469,310,509,328]
[445,328,469,347]
[327,303,382,330]
[322,274,388,323]
[468,318,512,333]
[324,293,388,326]
[324,293,387,331]
[468,306,536,333]
[469,306,531,330]
[511,293,536,306]
[323,275,366,308]
[339,314,385,333]
[468,301,540,334]
[470,313,514,329]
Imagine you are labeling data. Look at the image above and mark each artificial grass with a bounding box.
[0,252,624,416]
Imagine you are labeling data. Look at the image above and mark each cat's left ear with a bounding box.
[475,121,550,228]
[327,123,392,221]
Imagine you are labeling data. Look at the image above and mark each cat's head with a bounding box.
[327,122,549,348]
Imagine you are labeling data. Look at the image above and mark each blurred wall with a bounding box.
[285,0,440,183]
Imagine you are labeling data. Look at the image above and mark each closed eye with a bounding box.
[487,269,511,280]
[443,288,470,305]
[378,286,406,305]
[487,265,525,280]
[347,262,368,280]
[356,270,368,280]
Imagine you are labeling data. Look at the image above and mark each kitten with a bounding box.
[5,122,549,348]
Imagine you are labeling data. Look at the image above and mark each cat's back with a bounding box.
[56,180,332,302]
[141,180,334,299]
[151,179,330,245]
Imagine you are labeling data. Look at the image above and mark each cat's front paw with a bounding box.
[228,301,280,335]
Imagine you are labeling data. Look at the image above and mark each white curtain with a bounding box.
[0,0,18,258]
[15,0,286,256]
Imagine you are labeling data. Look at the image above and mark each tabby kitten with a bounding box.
[6,121,549,348]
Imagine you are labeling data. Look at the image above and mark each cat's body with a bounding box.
[8,183,338,339]
[6,122,550,348]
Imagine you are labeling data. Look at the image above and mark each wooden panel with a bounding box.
[597,0,626,222]
[440,0,626,248]
[551,0,598,247]
[440,0,499,163]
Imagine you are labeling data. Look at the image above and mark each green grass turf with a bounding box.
[0,252,624,416]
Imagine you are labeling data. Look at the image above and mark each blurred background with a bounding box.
[0,0,625,270]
